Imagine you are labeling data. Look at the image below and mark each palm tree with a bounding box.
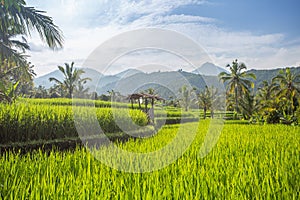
[75,80,90,98]
[178,85,195,111]
[219,59,256,113]
[239,91,260,120]
[0,0,63,102]
[197,87,209,119]
[0,0,63,63]
[146,88,155,95]
[272,68,300,115]
[197,86,219,119]
[257,81,279,102]
[107,90,120,102]
[49,62,91,98]
[256,80,280,111]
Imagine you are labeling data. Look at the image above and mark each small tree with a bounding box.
[178,85,195,111]
[197,86,218,119]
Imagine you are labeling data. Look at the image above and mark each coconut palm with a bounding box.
[49,62,91,98]
[0,0,63,102]
[257,81,279,102]
[75,79,90,98]
[197,86,218,119]
[256,80,280,111]
[178,85,196,111]
[0,0,63,63]
[107,90,121,102]
[239,90,260,120]
[197,87,210,119]
[272,68,300,115]
[146,88,155,95]
[219,59,256,113]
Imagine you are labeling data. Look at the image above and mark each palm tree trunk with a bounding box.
[68,88,72,98]
[235,85,239,113]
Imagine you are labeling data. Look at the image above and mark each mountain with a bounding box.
[248,66,300,90]
[97,71,224,99]
[34,65,300,99]
[115,69,143,78]
[34,68,106,89]
[94,66,300,98]
[34,70,65,88]
[192,62,228,76]
[34,68,144,90]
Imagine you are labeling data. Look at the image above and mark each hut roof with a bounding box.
[128,93,164,101]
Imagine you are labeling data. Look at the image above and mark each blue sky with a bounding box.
[173,0,300,38]
[26,0,300,76]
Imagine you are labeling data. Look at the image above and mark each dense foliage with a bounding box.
[0,0,63,102]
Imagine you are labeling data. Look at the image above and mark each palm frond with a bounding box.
[19,6,64,49]
[49,77,62,85]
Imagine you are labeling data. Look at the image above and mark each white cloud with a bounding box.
[155,14,216,24]
[25,0,300,77]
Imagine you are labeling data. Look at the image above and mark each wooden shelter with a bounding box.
[128,93,164,122]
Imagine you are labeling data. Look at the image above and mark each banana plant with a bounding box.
[0,81,19,103]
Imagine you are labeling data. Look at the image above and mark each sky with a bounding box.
[25,0,300,77]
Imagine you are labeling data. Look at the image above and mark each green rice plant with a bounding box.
[0,121,299,199]
[18,98,143,109]
[0,102,148,144]
[154,110,197,117]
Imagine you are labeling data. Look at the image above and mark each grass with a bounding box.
[0,121,299,199]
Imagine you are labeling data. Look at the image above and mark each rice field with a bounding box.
[1,120,299,199]
[0,102,148,144]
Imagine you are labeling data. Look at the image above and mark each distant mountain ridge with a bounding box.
[192,62,228,76]
[115,69,143,78]
[248,66,300,90]
[34,65,300,99]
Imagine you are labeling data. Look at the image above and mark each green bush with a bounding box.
[155,117,199,126]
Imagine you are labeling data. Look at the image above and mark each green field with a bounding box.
[0,99,299,199]
[1,1,299,199]
[1,120,299,199]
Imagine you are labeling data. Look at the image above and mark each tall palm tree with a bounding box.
[0,0,63,102]
[219,59,256,113]
[0,0,63,63]
[272,68,300,115]
[49,62,91,98]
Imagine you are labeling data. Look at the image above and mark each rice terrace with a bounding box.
[0,0,300,199]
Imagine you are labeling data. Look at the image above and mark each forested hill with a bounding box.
[34,66,300,98]
[248,66,300,89]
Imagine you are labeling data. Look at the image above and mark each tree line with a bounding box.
[177,59,300,125]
